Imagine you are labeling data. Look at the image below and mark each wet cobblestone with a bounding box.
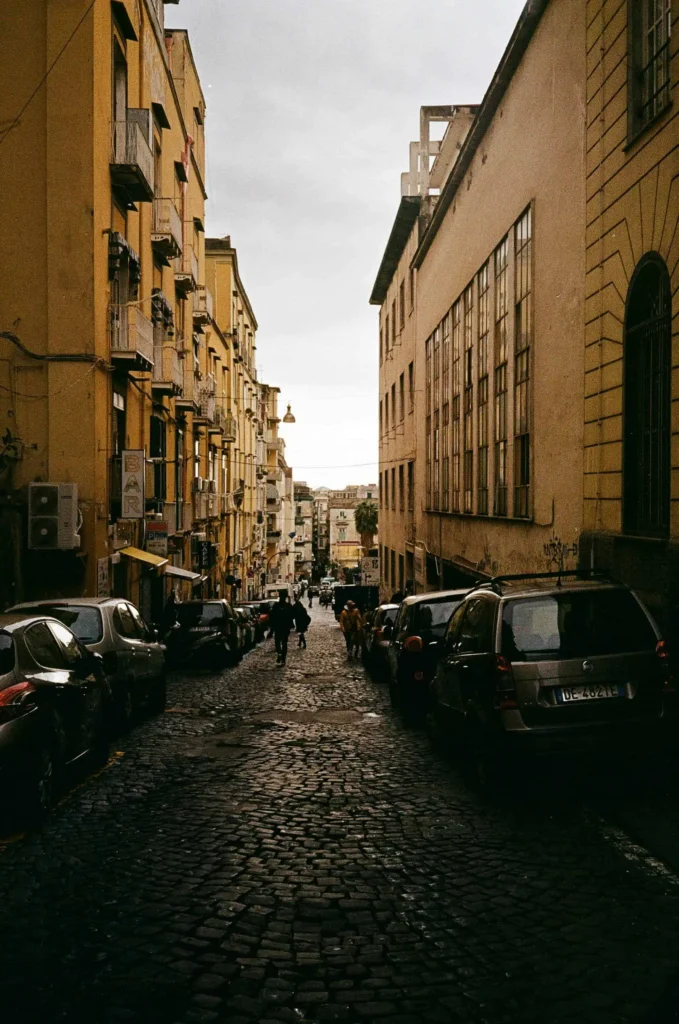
[1,607,679,1023]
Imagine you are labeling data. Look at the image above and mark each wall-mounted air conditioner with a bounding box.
[28,482,80,550]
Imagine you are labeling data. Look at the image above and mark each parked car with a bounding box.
[428,572,669,787]
[165,600,241,668]
[387,590,469,714]
[234,607,256,651]
[241,601,272,641]
[364,604,399,680]
[9,598,166,731]
[0,613,110,820]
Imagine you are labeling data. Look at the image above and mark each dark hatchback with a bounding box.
[386,590,468,714]
[0,614,110,820]
[165,600,241,668]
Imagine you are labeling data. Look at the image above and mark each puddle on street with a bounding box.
[251,708,381,725]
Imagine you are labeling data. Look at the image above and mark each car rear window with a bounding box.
[176,604,225,627]
[0,632,15,675]
[413,600,462,636]
[37,605,104,644]
[383,608,398,627]
[502,589,657,660]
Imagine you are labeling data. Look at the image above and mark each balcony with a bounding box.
[163,501,190,535]
[174,241,199,295]
[267,438,284,453]
[223,414,237,442]
[175,357,199,414]
[193,285,214,326]
[220,493,235,515]
[109,304,154,370]
[209,406,226,434]
[152,337,183,396]
[111,113,154,202]
[152,198,183,260]
[193,491,208,522]
[195,384,216,425]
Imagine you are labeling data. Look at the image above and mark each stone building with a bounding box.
[327,485,378,573]
[293,481,314,579]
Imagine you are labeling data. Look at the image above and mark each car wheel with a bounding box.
[148,673,167,715]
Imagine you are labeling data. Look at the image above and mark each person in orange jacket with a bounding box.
[339,600,364,659]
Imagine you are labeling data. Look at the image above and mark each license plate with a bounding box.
[190,626,211,633]
[556,683,624,703]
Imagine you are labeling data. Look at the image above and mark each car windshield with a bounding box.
[501,589,657,661]
[413,600,461,637]
[36,605,104,644]
[176,604,225,628]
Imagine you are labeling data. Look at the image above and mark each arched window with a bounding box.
[623,253,671,537]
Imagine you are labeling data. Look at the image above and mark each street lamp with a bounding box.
[282,404,296,423]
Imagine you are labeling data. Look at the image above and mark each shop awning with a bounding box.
[119,546,168,569]
[165,565,204,585]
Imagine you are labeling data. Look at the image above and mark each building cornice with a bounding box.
[369,196,421,306]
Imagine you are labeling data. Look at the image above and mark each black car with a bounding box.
[165,600,241,668]
[364,604,399,680]
[386,590,469,715]
[0,614,110,820]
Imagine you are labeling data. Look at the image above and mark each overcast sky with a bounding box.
[166,0,526,489]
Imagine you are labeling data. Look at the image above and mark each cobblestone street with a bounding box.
[2,607,679,1024]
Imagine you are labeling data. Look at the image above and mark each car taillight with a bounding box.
[657,640,675,693]
[404,635,423,653]
[494,655,518,710]
[259,614,269,623]
[0,681,36,722]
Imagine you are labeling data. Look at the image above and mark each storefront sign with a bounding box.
[121,450,145,519]
[97,557,110,598]
[197,540,212,570]
[146,521,168,557]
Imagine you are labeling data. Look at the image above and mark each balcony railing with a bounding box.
[174,241,199,293]
[223,414,237,442]
[267,438,284,453]
[109,305,154,369]
[152,340,183,395]
[111,114,154,202]
[193,285,214,325]
[152,198,182,259]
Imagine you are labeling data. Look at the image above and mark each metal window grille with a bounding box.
[494,238,509,516]
[477,262,490,515]
[514,207,532,518]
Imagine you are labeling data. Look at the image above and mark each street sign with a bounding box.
[361,556,380,586]
[121,450,145,519]
[146,521,168,557]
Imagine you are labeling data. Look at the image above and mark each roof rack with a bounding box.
[473,570,622,594]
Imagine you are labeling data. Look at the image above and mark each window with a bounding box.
[628,0,672,139]
[114,603,143,639]
[407,461,414,512]
[399,280,405,329]
[385,313,390,354]
[399,464,404,511]
[37,605,104,644]
[379,400,383,437]
[408,361,414,412]
[463,283,474,512]
[494,237,509,516]
[399,373,405,422]
[391,467,396,510]
[379,472,383,508]
[384,470,389,509]
[391,383,396,427]
[399,554,405,592]
[384,391,389,431]
[409,266,415,311]
[425,337,432,504]
[0,633,14,675]
[48,621,87,669]
[338,528,346,542]
[457,598,495,654]
[623,254,671,537]
[379,328,383,365]
[24,622,67,669]
[391,299,397,343]
[514,207,532,518]
[384,546,389,583]
[390,548,396,587]
[477,262,490,515]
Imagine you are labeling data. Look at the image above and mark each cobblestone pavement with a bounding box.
[2,607,679,1024]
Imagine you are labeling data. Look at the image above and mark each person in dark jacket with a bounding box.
[292,598,311,648]
[268,592,296,665]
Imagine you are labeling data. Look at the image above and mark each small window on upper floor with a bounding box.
[628,0,672,141]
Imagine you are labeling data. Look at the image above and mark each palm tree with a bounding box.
[354,499,378,554]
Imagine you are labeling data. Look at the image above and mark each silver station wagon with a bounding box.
[428,572,669,785]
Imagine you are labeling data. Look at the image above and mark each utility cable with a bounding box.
[0,0,97,147]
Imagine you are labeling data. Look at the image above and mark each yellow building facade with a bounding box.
[581,0,679,631]
[0,0,287,618]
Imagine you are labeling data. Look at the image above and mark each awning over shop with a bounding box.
[119,546,168,569]
[165,565,205,586]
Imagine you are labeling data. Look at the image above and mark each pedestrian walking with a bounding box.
[293,597,311,648]
[339,600,364,659]
[308,590,314,608]
[268,591,296,666]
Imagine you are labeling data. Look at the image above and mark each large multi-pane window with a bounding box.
[463,283,474,512]
[391,467,396,511]
[514,207,532,518]
[385,313,390,355]
[407,461,414,512]
[398,464,404,511]
[451,300,461,511]
[425,337,432,504]
[433,327,441,509]
[477,262,490,515]
[408,361,414,412]
[391,299,396,345]
[494,237,509,516]
[399,281,405,329]
[629,0,672,137]
[399,372,405,421]
[391,383,396,427]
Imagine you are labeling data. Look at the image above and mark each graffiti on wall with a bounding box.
[543,534,579,571]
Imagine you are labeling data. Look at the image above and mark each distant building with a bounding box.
[327,485,378,572]
[293,481,314,578]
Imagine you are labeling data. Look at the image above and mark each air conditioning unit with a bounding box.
[28,482,80,550]
[207,480,217,494]
[192,476,204,492]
